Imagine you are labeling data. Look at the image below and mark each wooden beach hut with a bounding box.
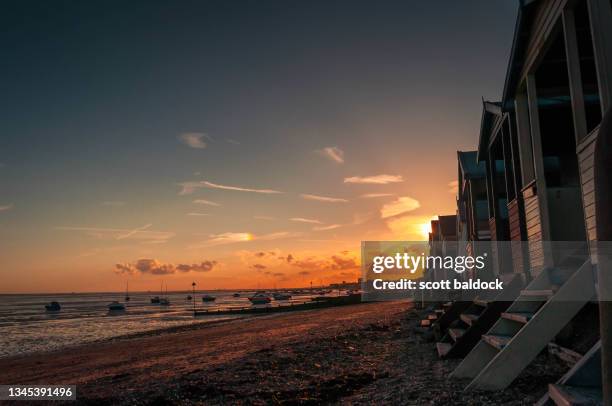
[434,149,524,360]
[451,0,612,402]
[457,151,491,248]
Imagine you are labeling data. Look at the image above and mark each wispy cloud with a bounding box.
[290,217,323,224]
[257,231,301,241]
[203,181,282,194]
[0,204,13,212]
[193,199,220,206]
[226,138,240,145]
[101,201,126,207]
[187,212,210,216]
[179,132,209,149]
[448,180,459,194]
[313,224,342,231]
[194,230,300,247]
[380,196,421,218]
[359,193,395,199]
[56,225,174,242]
[206,232,253,246]
[301,194,348,203]
[316,146,344,164]
[116,223,152,240]
[179,180,282,195]
[344,174,404,184]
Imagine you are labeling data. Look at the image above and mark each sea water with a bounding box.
[0,290,317,358]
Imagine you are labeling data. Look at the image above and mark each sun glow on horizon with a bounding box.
[419,223,431,239]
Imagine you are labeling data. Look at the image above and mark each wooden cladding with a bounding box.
[508,198,527,275]
[508,199,523,241]
[523,188,545,275]
[578,127,598,245]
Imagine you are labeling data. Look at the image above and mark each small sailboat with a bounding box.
[202,294,216,302]
[45,301,61,311]
[151,282,163,304]
[159,282,170,306]
[248,293,272,304]
[108,301,126,311]
[272,292,291,300]
[186,295,193,301]
[125,282,130,302]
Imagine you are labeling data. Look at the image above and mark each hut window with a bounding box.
[574,0,602,134]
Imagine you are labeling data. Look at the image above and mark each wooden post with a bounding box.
[514,92,536,186]
[594,108,612,406]
[587,1,612,401]
[587,0,612,112]
[526,75,553,258]
[562,8,588,143]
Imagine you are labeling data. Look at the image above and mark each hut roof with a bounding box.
[458,151,486,180]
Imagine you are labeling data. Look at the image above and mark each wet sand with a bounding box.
[0,301,565,404]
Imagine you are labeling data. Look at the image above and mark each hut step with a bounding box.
[449,328,466,341]
[460,313,479,326]
[548,384,602,406]
[482,334,512,350]
[473,298,489,307]
[501,311,534,324]
[520,289,554,301]
[436,342,452,357]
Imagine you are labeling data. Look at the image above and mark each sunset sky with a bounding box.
[0,1,517,293]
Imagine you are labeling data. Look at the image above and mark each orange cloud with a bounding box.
[380,196,421,218]
[301,194,348,203]
[344,174,403,184]
[115,259,218,275]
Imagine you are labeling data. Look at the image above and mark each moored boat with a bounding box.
[248,293,272,304]
[45,301,61,311]
[107,301,125,311]
[233,293,241,297]
[202,295,216,302]
[272,292,291,300]
[150,296,160,304]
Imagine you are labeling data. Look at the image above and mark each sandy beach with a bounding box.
[0,301,565,404]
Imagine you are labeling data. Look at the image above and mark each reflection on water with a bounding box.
[0,290,327,358]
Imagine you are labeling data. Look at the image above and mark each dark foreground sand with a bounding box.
[0,301,565,405]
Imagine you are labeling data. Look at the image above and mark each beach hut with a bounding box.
[457,151,490,247]
[452,0,612,401]
[434,150,524,360]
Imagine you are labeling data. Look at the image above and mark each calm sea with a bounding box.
[0,290,319,358]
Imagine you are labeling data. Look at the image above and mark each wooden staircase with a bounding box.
[436,274,523,359]
[451,259,595,390]
[536,341,603,406]
[433,300,473,340]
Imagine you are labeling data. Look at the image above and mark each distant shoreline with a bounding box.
[0,287,351,296]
